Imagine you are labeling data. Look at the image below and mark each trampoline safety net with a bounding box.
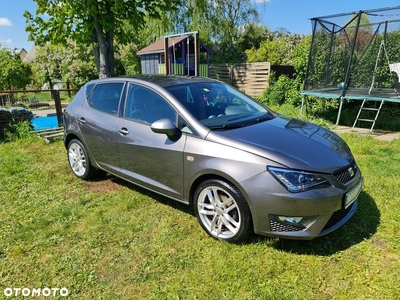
[303,5,400,101]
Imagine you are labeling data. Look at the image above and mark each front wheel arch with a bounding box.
[193,178,254,243]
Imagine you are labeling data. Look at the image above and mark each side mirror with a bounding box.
[151,118,182,141]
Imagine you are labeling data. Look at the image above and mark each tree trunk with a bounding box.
[90,3,115,79]
[97,27,111,78]
[92,25,114,78]
[92,30,101,76]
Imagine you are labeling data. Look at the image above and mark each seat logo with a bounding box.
[348,167,355,177]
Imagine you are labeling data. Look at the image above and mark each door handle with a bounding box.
[118,127,129,135]
[78,117,86,125]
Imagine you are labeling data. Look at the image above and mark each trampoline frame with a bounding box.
[300,88,400,127]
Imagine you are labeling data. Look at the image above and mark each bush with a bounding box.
[259,75,303,106]
[1,121,34,143]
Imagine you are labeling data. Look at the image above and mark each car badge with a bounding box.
[348,167,355,177]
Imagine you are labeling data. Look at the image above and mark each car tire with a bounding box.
[194,179,253,243]
[67,139,98,180]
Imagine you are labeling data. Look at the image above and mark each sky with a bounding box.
[1,0,400,52]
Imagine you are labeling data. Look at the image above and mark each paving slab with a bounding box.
[332,125,399,141]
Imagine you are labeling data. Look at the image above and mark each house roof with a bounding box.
[137,35,211,56]
[14,48,27,60]
[23,45,37,63]
[137,36,187,55]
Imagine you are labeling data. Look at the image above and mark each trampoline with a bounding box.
[300,5,400,131]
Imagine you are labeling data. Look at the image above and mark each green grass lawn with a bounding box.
[0,130,399,299]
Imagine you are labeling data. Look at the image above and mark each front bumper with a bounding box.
[240,168,363,240]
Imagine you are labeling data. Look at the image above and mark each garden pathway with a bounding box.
[333,125,400,142]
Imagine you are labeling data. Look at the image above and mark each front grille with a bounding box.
[321,203,354,232]
[334,161,358,184]
[269,220,302,232]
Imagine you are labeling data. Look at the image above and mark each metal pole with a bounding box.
[162,31,199,39]
[300,18,318,116]
[194,32,199,76]
[341,11,362,98]
[334,96,344,128]
[164,38,169,75]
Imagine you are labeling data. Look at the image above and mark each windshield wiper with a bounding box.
[207,124,243,130]
[242,116,272,127]
[207,115,272,130]
[208,116,272,130]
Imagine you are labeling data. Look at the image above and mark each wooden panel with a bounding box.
[200,64,208,77]
[141,54,159,74]
[208,64,231,84]
[171,64,184,75]
[233,62,271,96]
[158,64,165,74]
[208,62,271,96]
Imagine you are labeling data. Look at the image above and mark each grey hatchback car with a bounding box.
[63,75,363,243]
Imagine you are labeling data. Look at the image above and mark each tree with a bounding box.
[117,12,176,75]
[163,0,265,63]
[32,41,98,89]
[24,0,178,78]
[245,30,303,65]
[237,23,271,52]
[0,46,32,90]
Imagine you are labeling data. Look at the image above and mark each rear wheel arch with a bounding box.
[67,138,99,180]
[64,133,99,171]
[64,133,79,149]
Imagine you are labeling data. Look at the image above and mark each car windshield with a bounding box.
[165,82,275,129]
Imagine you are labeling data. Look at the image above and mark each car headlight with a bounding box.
[268,167,329,193]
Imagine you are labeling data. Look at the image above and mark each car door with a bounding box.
[116,83,186,200]
[78,81,125,174]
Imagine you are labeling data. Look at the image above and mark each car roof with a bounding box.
[87,75,221,88]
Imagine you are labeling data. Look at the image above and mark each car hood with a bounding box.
[207,115,354,173]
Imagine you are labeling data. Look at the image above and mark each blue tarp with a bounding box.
[31,116,59,130]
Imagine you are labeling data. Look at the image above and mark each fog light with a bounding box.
[276,215,318,229]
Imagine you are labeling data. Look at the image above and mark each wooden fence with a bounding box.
[208,62,271,97]
[157,61,275,97]
[0,89,78,138]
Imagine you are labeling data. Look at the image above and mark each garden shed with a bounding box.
[137,34,212,77]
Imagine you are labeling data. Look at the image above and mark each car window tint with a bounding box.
[85,83,96,98]
[88,82,124,115]
[168,86,207,120]
[125,84,177,124]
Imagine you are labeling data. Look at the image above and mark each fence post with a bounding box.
[52,90,63,126]
[67,80,71,98]
[230,64,234,86]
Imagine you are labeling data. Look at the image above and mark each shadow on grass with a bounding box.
[259,191,380,256]
[88,173,380,255]
[90,172,194,216]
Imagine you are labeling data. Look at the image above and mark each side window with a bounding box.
[88,82,124,115]
[125,84,177,124]
[85,83,96,98]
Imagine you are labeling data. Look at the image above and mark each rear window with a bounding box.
[88,83,124,115]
